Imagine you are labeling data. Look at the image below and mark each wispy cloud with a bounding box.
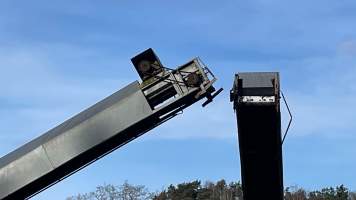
[286,55,356,137]
[0,44,130,156]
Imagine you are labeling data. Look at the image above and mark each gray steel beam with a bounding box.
[0,82,155,199]
[0,50,221,200]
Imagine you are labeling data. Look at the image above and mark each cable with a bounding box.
[281,90,293,145]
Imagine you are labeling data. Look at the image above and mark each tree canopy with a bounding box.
[67,180,355,200]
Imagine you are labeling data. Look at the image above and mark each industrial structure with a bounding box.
[230,72,289,200]
[0,49,222,199]
[0,48,290,200]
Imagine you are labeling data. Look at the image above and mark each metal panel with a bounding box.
[237,72,277,88]
[0,146,53,199]
[44,88,152,168]
[236,72,278,96]
[0,82,140,170]
[239,96,275,104]
[0,81,153,199]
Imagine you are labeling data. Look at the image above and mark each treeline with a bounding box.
[67,179,356,200]
[153,180,242,200]
[285,185,356,200]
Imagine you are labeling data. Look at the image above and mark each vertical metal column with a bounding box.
[230,72,284,200]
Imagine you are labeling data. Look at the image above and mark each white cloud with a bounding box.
[338,40,356,57]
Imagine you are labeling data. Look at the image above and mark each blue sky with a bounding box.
[1,0,356,199]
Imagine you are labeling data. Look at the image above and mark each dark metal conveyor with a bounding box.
[230,72,284,200]
[0,48,222,200]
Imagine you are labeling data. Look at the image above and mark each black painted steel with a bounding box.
[231,72,284,200]
[131,48,164,81]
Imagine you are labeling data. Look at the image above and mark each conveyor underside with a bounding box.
[0,82,156,199]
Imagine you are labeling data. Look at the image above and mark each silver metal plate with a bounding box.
[239,96,275,103]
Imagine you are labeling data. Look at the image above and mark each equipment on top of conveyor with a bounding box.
[131,48,165,81]
[230,72,285,200]
[0,48,222,200]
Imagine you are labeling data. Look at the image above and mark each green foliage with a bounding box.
[66,181,153,200]
[285,186,307,200]
[286,185,350,200]
[153,179,243,200]
[67,180,354,200]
